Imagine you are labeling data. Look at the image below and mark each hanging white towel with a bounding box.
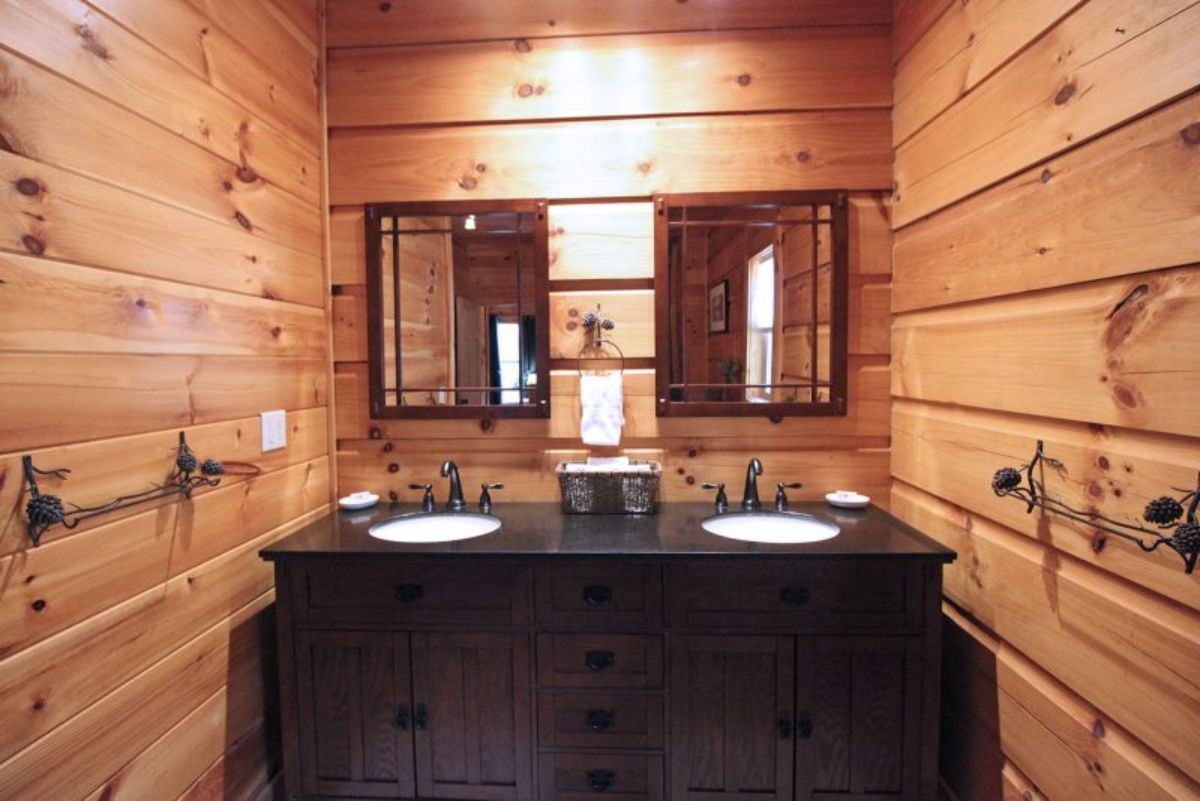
[579,372,624,446]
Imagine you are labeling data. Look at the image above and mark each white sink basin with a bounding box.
[701,511,840,544]
[368,512,501,543]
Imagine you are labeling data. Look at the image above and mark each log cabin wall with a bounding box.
[326,0,896,502]
[0,0,328,798]
[890,2,1200,799]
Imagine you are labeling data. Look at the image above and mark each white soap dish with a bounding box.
[825,490,870,510]
[339,491,380,510]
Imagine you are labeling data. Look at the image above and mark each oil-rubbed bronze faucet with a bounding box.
[440,460,466,511]
[741,457,763,510]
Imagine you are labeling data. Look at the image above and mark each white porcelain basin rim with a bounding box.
[368,512,501,543]
[701,511,840,544]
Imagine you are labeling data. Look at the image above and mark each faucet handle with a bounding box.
[775,482,803,511]
[409,483,435,512]
[701,482,729,514]
[479,482,503,513]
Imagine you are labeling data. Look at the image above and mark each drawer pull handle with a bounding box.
[797,711,813,739]
[395,583,424,603]
[586,769,615,792]
[582,584,613,607]
[779,586,809,606]
[585,650,615,672]
[585,708,615,732]
[777,712,793,739]
[413,703,429,731]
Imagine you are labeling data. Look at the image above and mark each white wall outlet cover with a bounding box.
[261,409,287,452]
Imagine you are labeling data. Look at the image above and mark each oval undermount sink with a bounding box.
[368,512,501,543]
[701,511,840,544]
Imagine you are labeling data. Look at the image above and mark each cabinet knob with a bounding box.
[586,768,615,792]
[585,708,615,732]
[796,711,813,738]
[582,584,613,607]
[395,583,424,603]
[394,704,411,731]
[413,703,429,731]
[779,586,809,606]
[584,649,615,672]
[777,712,793,739]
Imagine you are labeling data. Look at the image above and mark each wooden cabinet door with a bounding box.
[670,635,795,800]
[411,631,533,800]
[796,637,922,800]
[294,631,415,798]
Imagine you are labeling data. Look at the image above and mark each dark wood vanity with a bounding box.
[262,503,954,801]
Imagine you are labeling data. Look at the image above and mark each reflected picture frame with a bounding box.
[707,279,730,334]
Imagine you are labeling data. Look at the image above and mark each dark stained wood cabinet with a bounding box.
[271,556,945,801]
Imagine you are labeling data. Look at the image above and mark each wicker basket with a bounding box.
[555,460,662,514]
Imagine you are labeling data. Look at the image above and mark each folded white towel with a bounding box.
[579,372,624,446]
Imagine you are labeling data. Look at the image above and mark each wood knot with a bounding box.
[567,307,579,317]
[1092,718,1106,738]
[565,320,578,331]
[233,210,252,230]
[687,448,697,458]
[134,297,148,309]
[676,467,685,475]
[16,177,41,196]
[369,426,382,439]
[221,180,233,191]
[517,83,534,98]
[1097,455,1110,470]
[383,441,394,452]
[387,462,400,473]
[480,417,493,432]
[1180,122,1200,146]
[685,475,696,485]
[514,38,531,53]
[795,149,811,163]
[736,73,752,86]
[21,234,45,256]
[1039,168,1053,183]
[769,413,783,424]
[636,160,653,174]
[76,24,111,60]
[389,489,399,501]
[31,698,45,712]
[31,599,46,612]
[458,175,478,190]
[379,1,392,10]
[475,163,487,173]
[236,165,259,183]
[1054,82,1076,105]
[1037,246,1049,255]
[270,325,282,338]
[1087,481,1104,499]
[1110,382,1138,409]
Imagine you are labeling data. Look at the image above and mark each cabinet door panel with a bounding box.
[412,631,533,801]
[670,635,794,800]
[295,631,414,798]
[797,637,920,800]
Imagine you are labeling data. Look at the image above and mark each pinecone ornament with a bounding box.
[176,446,199,474]
[991,467,1022,493]
[601,318,615,331]
[1143,496,1184,526]
[26,493,65,529]
[1172,523,1200,558]
[201,458,225,476]
[581,310,600,328]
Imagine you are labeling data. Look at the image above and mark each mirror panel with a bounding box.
[366,200,549,419]
[655,192,848,417]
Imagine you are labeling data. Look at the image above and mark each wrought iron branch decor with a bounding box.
[991,440,1199,574]
[23,432,225,547]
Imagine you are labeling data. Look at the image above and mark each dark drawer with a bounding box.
[538,753,663,801]
[537,634,663,688]
[535,562,662,626]
[538,692,664,749]
[296,561,529,625]
[667,560,919,630]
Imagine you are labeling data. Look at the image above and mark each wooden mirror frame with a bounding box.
[653,190,849,418]
[364,198,551,420]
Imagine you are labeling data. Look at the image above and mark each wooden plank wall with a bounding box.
[325,0,896,504]
[0,0,327,798]
[890,2,1200,799]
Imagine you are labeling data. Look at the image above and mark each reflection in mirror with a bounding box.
[655,192,847,417]
[365,201,549,419]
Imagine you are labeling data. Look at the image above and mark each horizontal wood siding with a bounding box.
[325,9,894,504]
[891,1,1200,798]
[0,0,327,797]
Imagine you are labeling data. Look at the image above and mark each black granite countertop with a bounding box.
[260,502,955,562]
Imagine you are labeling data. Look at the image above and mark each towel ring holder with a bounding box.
[577,337,625,376]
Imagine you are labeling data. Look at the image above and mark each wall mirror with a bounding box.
[653,191,848,417]
[364,199,550,419]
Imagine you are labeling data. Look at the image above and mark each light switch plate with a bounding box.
[261,409,287,453]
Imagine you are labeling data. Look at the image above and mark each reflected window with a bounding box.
[745,245,775,402]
